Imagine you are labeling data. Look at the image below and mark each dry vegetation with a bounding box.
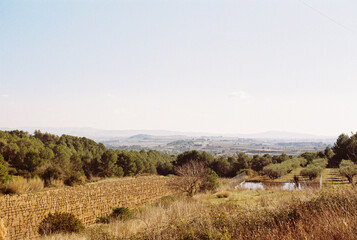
[0,176,44,195]
[0,219,6,240]
[40,182,357,240]
[0,176,178,239]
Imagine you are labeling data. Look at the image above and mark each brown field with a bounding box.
[0,176,179,240]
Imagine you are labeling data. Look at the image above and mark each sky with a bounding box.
[1,0,357,136]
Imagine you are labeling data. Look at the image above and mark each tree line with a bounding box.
[0,130,174,186]
[0,130,356,186]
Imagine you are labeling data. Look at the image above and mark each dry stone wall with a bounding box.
[0,176,179,240]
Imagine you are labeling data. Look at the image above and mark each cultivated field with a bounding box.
[39,179,356,240]
[0,176,179,240]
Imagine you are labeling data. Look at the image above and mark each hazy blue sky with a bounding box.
[1,0,356,136]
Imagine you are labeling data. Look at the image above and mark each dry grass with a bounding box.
[50,179,65,188]
[0,219,7,240]
[41,233,86,240]
[131,188,357,240]
[3,176,44,194]
[101,196,206,239]
[40,196,207,240]
[39,183,357,240]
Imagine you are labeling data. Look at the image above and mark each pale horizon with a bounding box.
[1,0,357,137]
[0,126,339,139]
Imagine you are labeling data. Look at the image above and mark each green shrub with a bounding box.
[64,173,84,186]
[339,160,357,183]
[263,158,304,179]
[111,206,133,220]
[95,216,110,224]
[300,158,327,180]
[0,154,10,184]
[38,212,84,235]
[96,206,133,224]
[311,158,328,168]
[263,165,284,179]
[300,166,321,180]
[202,169,219,191]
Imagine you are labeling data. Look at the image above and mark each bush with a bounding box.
[64,173,85,186]
[96,206,133,224]
[263,158,304,179]
[38,212,84,235]
[311,158,328,168]
[0,154,10,184]
[111,206,133,220]
[339,159,357,184]
[38,164,62,187]
[300,158,327,180]
[202,169,219,192]
[263,165,284,179]
[174,161,219,196]
[300,166,321,180]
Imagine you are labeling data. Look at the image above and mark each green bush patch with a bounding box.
[38,212,84,235]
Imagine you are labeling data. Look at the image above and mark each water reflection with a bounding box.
[239,181,319,190]
[240,182,264,190]
[282,182,302,190]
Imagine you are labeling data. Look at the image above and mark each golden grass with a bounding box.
[50,179,65,188]
[41,233,86,240]
[4,176,44,194]
[0,219,7,240]
[39,181,357,240]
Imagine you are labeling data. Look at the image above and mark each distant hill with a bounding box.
[0,127,335,142]
[231,131,335,140]
[129,134,154,140]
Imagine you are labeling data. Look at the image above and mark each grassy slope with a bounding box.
[322,168,349,185]
[41,184,357,240]
[39,169,355,240]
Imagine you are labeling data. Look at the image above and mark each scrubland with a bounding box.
[40,182,357,240]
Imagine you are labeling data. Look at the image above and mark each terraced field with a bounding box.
[321,168,349,185]
[248,168,349,186]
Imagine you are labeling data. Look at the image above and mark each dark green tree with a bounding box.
[330,134,350,167]
[251,154,272,172]
[234,152,251,171]
[99,150,118,177]
[0,154,10,184]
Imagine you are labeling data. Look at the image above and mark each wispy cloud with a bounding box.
[0,94,9,98]
[228,91,250,99]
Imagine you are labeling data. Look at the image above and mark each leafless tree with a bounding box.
[173,161,208,196]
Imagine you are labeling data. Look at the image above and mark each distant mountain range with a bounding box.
[0,127,336,142]
[229,131,334,140]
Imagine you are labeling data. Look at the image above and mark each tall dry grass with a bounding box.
[4,176,44,194]
[40,187,357,240]
[0,219,7,240]
[130,188,357,240]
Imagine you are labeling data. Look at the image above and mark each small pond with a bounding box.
[239,181,320,190]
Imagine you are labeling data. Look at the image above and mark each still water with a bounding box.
[239,181,319,190]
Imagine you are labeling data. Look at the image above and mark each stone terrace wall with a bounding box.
[0,176,179,240]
